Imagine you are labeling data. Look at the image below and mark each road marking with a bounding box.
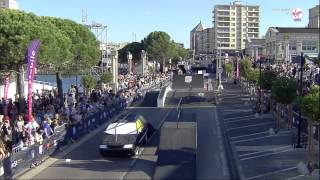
[224,117,262,123]
[227,122,274,131]
[120,109,171,180]
[230,131,268,140]
[223,114,255,121]
[232,134,278,143]
[246,166,297,180]
[285,174,306,180]
[214,107,229,177]
[239,145,292,157]
[240,148,293,161]
[230,131,291,143]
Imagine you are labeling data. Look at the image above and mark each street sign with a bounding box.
[217,68,223,74]
[185,76,192,83]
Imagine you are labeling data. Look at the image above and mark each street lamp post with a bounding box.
[127,51,133,74]
[259,54,262,113]
[296,52,305,148]
[216,42,223,91]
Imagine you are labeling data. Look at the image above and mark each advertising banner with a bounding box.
[26,39,40,122]
[3,73,10,101]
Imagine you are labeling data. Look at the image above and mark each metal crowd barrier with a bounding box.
[0,80,169,179]
[0,102,126,179]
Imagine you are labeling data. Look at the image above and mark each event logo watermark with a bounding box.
[291,8,303,21]
[272,7,303,22]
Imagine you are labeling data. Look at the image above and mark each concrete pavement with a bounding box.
[219,80,319,180]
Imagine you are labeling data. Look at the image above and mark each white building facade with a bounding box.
[265,27,320,63]
[213,0,260,53]
[0,0,19,9]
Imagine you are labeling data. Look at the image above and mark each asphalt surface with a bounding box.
[18,78,232,180]
[219,81,317,180]
[29,107,172,180]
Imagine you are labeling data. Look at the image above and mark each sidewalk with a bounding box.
[218,80,319,180]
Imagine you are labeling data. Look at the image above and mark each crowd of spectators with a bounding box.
[253,58,320,94]
[0,72,170,159]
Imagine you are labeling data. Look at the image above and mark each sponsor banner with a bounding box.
[3,73,10,102]
[26,39,40,122]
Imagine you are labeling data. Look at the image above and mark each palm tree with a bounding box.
[300,85,320,169]
[271,77,298,130]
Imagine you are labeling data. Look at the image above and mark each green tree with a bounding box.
[44,16,100,104]
[118,42,143,64]
[240,58,252,80]
[81,75,97,95]
[171,42,189,64]
[272,77,298,130]
[0,9,74,110]
[100,72,113,84]
[300,85,320,168]
[224,63,233,79]
[247,69,260,85]
[144,31,172,73]
[259,70,278,91]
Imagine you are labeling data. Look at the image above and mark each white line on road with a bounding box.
[230,131,268,140]
[285,174,306,180]
[232,134,277,143]
[224,117,262,123]
[239,145,292,157]
[240,148,293,161]
[246,166,297,180]
[214,107,229,177]
[223,114,255,121]
[120,110,171,180]
[228,122,274,131]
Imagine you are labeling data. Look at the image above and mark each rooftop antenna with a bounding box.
[82,9,88,25]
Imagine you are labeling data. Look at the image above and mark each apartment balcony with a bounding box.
[217,24,230,27]
[217,36,230,39]
[248,19,260,23]
[217,30,230,33]
[216,8,230,11]
[216,13,230,17]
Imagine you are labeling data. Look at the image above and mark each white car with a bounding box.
[99,114,153,156]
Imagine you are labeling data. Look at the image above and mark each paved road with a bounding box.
[18,80,233,180]
[23,108,172,180]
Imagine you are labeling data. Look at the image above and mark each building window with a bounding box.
[302,41,317,51]
[289,44,296,50]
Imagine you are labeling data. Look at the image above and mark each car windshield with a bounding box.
[105,123,137,135]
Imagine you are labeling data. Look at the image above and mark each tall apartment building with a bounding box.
[0,0,19,9]
[213,0,260,53]
[190,21,204,55]
[198,27,215,54]
[190,22,214,55]
[308,5,319,28]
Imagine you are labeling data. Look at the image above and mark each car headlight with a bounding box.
[123,144,133,149]
[99,145,108,149]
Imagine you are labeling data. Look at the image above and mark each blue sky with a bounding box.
[19,0,319,48]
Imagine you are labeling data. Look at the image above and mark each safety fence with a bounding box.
[0,78,172,179]
[0,101,126,180]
